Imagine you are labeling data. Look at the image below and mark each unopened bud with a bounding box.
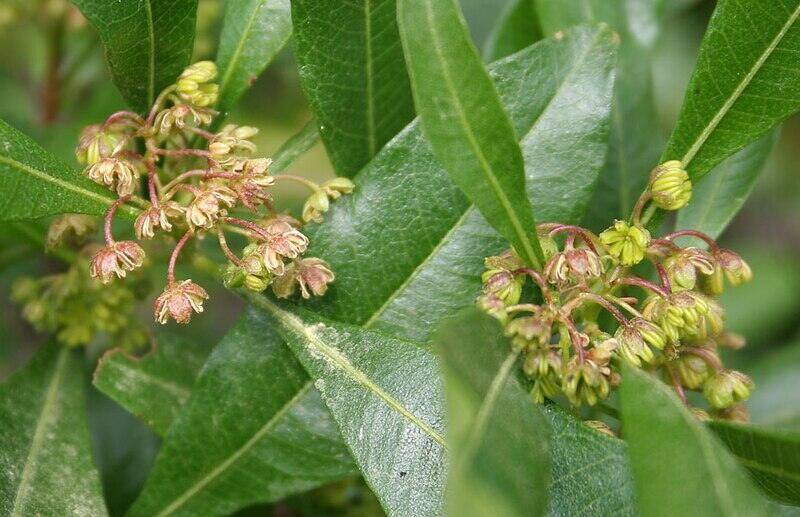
[321,177,355,199]
[704,369,753,409]
[649,160,692,210]
[244,274,270,292]
[302,190,330,223]
[600,220,650,266]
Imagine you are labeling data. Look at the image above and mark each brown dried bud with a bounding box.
[153,280,209,324]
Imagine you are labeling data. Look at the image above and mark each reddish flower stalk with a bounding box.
[514,267,553,304]
[663,229,720,251]
[616,276,671,298]
[547,224,600,254]
[667,365,688,405]
[652,260,672,292]
[154,148,211,159]
[167,231,193,285]
[103,110,144,128]
[221,217,271,240]
[631,191,652,226]
[559,316,586,362]
[188,126,216,140]
[104,195,131,246]
[216,228,242,266]
[684,346,723,372]
[146,158,160,208]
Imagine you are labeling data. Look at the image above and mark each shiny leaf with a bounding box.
[127,308,355,517]
[483,0,542,61]
[0,345,107,516]
[711,421,800,506]
[72,0,198,113]
[663,0,800,181]
[397,0,544,268]
[215,0,292,119]
[436,310,551,517]
[292,0,415,176]
[620,364,771,516]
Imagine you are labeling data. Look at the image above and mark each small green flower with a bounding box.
[673,354,710,390]
[649,160,692,210]
[704,369,753,409]
[600,220,650,266]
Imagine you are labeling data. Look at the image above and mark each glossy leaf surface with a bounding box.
[663,0,800,181]
[398,0,543,268]
[483,0,542,61]
[292,0,415,176]
[0,345,107,516]
[436,309,551,517]
[620,365,771,516]
[72,0,198,112]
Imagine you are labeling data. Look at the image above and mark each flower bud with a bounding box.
[477,295,508,323]
[222,263,245,289]
[209,125,258,167]
[545,248,603,285]
[563,357,611,407]
[599,220,650,266]
[244,274,270,292]
[673,354,710,390]
[482,270,523,306]
[46,214,97,250]
[523,348,561,378]
[302,190,330,223]
[615,325,656,367]
[85,157,138,196]
[505,310,553,348]
[321,177,355,199]
[704,369,753,409]
[76,124,120,165]
[153,280,209,324]
[176,61,219,107]
[700,264,726,295]
[649,160,692,210]
[530,374,560,403]
[715,249,752,287]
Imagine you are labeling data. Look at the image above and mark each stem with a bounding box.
[663,229,720,251]
[667,366,688,405]
[167,231,193,285]
[653,260,672,292]
[273,174,320,191]
[605,295,644,318]
[216,228,242,266]
[562,292,628,324]
[154,148,211,159]
[631,192,652,226]
[161,169,209,193]
[147,85,176,125]
[547,224,600,253]
[221,217,271,240]
[684,347,723,372]
[559,317,586,362]
[188,127,216,140]
[146,157,160,208]
[616,276,670,298]
[639,204,658,227]
[104,195,131,246]
[514,267,553,304]
[104,111,145,128]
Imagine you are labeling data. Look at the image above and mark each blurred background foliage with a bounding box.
[0,0,798,515]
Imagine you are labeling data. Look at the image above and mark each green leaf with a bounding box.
[215,0,292,118]
[435,309,551,517]
[483,0,542,62]
[536,0,667,229]
[255,297,447,517]
[620,364,771,516]
[663,0,800,182]
[270,119,321,173]
[0,345,107,516]
[72,0,198,113]
[128,307,355,517]
[0,118,134,220]
[292,0,415,176]
[675,131,777,240]
[93,333,213,436]
[747,340,800,430]
[711,421,800,506]
[398,0,545,268]
[309,25,618,330]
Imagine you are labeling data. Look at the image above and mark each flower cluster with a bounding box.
[479,161,754,421]
[70,61,353,325]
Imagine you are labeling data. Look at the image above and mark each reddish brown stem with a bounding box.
[167,231,193,285]
[653,260,672,292]
[216,228,243,266]
[663,230,720,251]
[104,111,145,128]
[222,217,271,240]
[684,347,723,372]
[631,192,652,226]
[513,267,553,303]
[547,224,599,254]
[104,195,131,246]
[667,366,688,405]
[146,157,160,208]
[188,127,216,140]
[616,276,670,298]
[559,316,586,362]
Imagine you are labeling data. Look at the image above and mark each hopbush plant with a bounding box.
[2,0,800,516]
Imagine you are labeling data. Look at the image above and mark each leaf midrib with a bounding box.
[102,360,193,403]
[143,0,156,107]
[217,0,266,103]
[732,454,800,483]
[681,3,800,168]
[419,0,540,268]
[364,0,377,156]
[10,347,70,517]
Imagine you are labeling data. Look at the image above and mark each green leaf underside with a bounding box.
[398,0,543,268]
[747,341,800,431]
[256,297,447,517]
[0,345,107,516]
[122,27,621,516]
[620,365,770,516]
[711,421,800,506]
[72,0,198,113]
[0,118,134,220]
[436,310,551,517]
[664,0,800,181]
[292,0,415,176]
[536,0,667,229]
[675,131,777,241]
[93,333,213,436]
[127,308,355,517]
[483,0,542,62]
[215,0,292,120]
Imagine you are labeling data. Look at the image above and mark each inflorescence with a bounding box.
[14,61,353,345]
[479,161,754,421]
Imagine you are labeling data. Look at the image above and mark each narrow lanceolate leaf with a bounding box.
[436,310,551,517]
[255,297,447,517]
[398,0,544,268]
[270,119,321,172]
[711,421,800,506]
[308,26,618,329]
[675,131,777,240]
[483,0,542,61]
[0,118,133,220]
[128,308,355,517]
[292,0,415,176]
[536,0,667,229]
[620,365,771,516]
[0,345,107,516]
[72,0,198,113]
[93,333,213,436]
[664,0,800,181]
[215,0,292,118]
